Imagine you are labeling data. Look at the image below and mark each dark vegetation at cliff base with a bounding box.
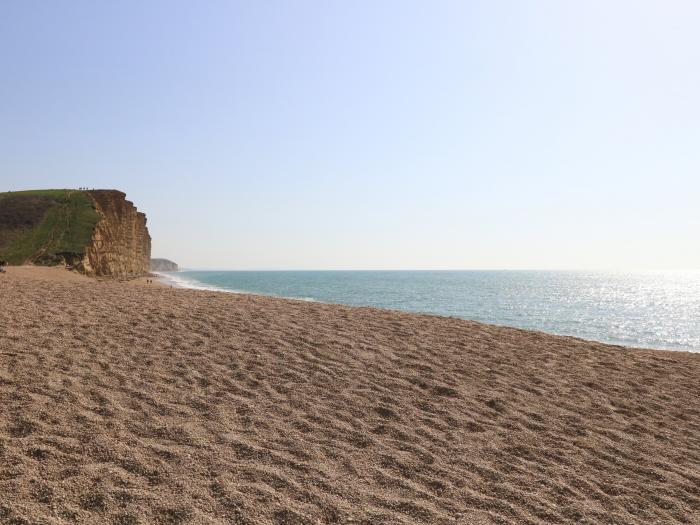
[0,189,100,265]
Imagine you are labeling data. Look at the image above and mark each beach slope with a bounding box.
[1,269,698,524]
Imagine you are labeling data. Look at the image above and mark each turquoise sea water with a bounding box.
[159,270,700,352]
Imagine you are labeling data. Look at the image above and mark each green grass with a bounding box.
[0,189,101,265]
[0,188,84,201]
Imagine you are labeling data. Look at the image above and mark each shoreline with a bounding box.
[152,269,698,354]
[5,265,698,354]
[153,270,320,303]
[1,267,699,523]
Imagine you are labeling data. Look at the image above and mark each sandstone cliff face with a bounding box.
[81,190,151,278]
[151,258,178,272]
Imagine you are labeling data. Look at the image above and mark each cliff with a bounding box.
[82,190,151,278]
[0,189,151,278]
[151,258,178,271]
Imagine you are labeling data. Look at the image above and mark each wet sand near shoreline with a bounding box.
[1,267,699,524]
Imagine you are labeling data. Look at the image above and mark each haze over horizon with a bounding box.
[2,1,699,270]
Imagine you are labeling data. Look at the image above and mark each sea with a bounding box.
[157,270,700,353]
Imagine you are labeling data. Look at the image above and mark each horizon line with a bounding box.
[164,267,700,273]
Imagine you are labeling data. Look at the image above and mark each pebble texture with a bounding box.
[0,272,699,524]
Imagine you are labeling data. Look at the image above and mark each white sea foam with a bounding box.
[153,272,318,303]
[154,272,237,293]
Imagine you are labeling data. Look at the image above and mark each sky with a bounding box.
[1,1,699,270]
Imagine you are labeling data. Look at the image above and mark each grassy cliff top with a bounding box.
[0,189,101,265]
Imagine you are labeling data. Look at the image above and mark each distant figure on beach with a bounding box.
[0,260,6,273]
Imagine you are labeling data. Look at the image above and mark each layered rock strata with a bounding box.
[81,190,151,278]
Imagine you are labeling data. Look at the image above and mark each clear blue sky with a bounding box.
[2,1,698,270]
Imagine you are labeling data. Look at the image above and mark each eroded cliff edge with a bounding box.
[82,190,151,278]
